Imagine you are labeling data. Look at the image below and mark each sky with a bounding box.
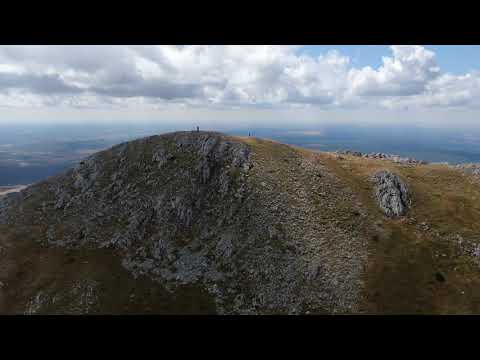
[301,46,480,75]
[1,45,480,129]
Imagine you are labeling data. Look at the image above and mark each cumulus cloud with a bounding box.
[348,45,440,96]
[0,45,478,113]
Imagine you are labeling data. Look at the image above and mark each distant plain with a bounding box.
[1,122,480,186]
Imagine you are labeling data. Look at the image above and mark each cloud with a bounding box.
[0,72,83,95]
[347,45,440,96]
[0,45,351,108]
[0,45,478,115]
[91,80,207,100]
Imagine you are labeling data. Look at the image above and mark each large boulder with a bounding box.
[371,170,411,217]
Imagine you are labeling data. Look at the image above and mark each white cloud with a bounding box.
[347,45,440,96]
[0,44,479,118]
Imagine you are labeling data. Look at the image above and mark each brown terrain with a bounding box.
[1,131,479,314]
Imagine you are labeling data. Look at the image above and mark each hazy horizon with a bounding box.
[1,121,480,186]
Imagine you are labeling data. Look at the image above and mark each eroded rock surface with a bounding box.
[0,131,369,314]
[372,170,411,217]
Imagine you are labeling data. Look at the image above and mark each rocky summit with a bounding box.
[1,131,480,314]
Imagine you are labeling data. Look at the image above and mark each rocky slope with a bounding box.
[1,131,480,314]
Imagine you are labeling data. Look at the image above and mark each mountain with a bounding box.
[1,131,480,314]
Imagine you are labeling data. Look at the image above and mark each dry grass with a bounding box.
[237,137,480,313]
[314,152,480,314]
[0,224,216,314]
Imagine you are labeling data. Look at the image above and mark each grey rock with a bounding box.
[152,148,174,168]
[372,170,411,217]
[456,163,480,177]
[473,245,480,258]
[336,149,428,165]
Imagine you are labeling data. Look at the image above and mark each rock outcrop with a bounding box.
[456,163,480,177]
[371,170,411,217]
[337,150,427,165]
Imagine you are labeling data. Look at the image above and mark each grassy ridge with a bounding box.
[316,152,480,314]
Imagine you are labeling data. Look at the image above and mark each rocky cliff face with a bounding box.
[0,131,369,314]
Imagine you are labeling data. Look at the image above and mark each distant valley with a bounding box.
[2,123,480,187]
